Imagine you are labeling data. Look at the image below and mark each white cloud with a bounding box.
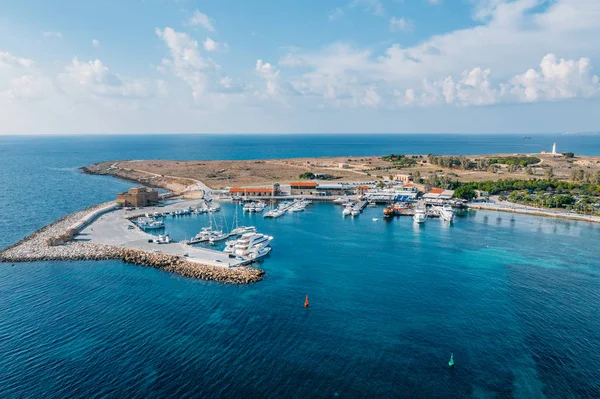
[156,27,212,99]
[350,0,385,16]
[58,57,149,98]
[188,10,215,32]
[203,37,218,52]
[7,75,55,101]
[42,31,62,38]
[509,53,600,102]
[403,53,600,107]
[92,39,100,47]
[328,8,345,21]
[389,17,414,32]
[255,59,280,97]
[0,52,34,68]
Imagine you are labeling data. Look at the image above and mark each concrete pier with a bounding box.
[0,200,264,284]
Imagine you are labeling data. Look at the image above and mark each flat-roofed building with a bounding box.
[229,184,281,197]
[116,187,159,207]
[393,174,413,182]
[290,181,317,195]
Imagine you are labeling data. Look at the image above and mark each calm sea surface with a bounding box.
[0,134,599,398]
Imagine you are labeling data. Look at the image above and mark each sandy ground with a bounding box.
[84,153,600,192]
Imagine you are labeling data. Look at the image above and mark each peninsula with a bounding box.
[2,151,599,284]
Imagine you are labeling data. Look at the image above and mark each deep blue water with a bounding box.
[1,134,600,398]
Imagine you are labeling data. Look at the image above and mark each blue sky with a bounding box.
[1,0,599,134]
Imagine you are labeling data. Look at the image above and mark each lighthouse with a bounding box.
[552,143,557,154]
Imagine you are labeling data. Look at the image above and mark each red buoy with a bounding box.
[304,294,309,308]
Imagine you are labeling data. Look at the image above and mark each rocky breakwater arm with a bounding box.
[0,203,264,284]
[118,249,264,284]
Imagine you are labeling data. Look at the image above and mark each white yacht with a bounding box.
[333,197,345,204]
[439,205,454,223]
[342,206,352,216]
[137,217,164,230]
[209,232,231,244]
[230,225,256,236]
[413,209,427,224]
[254,201,266,212]
[243,202,255,212]
[193,226,223,242]
[234,233,273,256]
[152,233,172,244]
[223,239,239,253]
[351,208,360,217]
[247,244,271,260]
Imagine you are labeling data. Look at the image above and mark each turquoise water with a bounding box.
[1,134,600,397]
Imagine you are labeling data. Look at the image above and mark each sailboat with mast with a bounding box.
[230,204,256,236]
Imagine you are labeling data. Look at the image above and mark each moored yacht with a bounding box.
[193,226,223,242]
[247,244,271,260]
[439,205,455,223]
[152,233,172,244]
[413,209,427,224]
[137,217,165,230]
[233,232,273,256]
[230,225,256,236]
[209,232,231,244]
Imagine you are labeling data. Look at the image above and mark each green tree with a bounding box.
[299,172,315,179]
[454,185,476,200]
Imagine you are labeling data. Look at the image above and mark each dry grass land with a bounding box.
[83,153,600,193]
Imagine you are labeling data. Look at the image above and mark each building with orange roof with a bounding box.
[229,184,280,197]
[290,181,317,195]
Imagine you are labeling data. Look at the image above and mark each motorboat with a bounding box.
[247,244,272,260]
[351,208,360,217]
[230,225,256,236]
[413,209,427,224]
[234,233,273,256]
[438,205,455,223]
[193,226,223,242]
[342,206,352,216]
[333,197,345,204]
[383,206,394,218]
[209,232,231,244]
[223,239,239,253]
[152,233,172,244]
[137,217,164,230]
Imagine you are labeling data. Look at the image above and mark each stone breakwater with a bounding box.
[0,204,264,284]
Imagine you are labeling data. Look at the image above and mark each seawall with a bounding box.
[0,202,264,284]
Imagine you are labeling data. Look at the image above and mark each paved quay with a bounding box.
[78,199,246,268]
[0,198,263,284]
[467,199,600,224]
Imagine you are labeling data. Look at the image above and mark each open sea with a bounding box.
[0,133,599,398]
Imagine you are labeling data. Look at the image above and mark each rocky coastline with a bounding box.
[0,203,264,285]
